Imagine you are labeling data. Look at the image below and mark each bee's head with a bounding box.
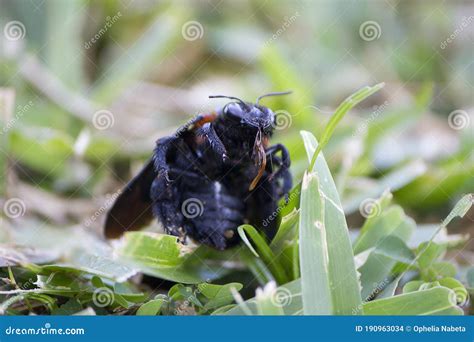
[209,91,291,136]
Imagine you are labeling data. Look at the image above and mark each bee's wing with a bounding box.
[104,158,156,238]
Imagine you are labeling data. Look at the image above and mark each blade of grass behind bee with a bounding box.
[238,225,289,284]
[309,83,385,170]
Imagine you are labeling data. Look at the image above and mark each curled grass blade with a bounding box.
[309,83,385,170]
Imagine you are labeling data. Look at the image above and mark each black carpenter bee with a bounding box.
[104,92,292,250]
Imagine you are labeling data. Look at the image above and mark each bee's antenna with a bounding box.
[209,95,247,107]
[256,91,292,105]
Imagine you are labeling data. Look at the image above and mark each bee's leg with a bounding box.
[150,175,183,237]
[196,123,228,163]
[153,136,179,182]
[266,144,292,200]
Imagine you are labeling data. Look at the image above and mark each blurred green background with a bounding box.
[0,0,472,246]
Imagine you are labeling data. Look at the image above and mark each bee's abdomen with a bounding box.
[181,181,244,250]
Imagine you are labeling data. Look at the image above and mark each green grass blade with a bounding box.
[363,287,463,315]
[224,280,463,316]
[238,225,289,284]
[299,131,362,315]
[299,171,330,314]
[309,83,385,170]
[410,194,473,272]
[91,9,185,104]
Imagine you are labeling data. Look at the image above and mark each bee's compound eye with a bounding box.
[223,104,230,115]
[224,103,244,119]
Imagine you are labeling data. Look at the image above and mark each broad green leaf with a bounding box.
[403,280,425,293]
[437,278,468,305]
[299,131,362,315]
[372,235,415,264]
[198,282,242,311]
[136,299,165,316]
[51,298,83,315]
[363,286,463,315]
[27,250,138,283]
[211,304,236,315]
[358,235,415,300]
[69,251,138,282]
[353,206,414,255]
[417,242,445,270]
[115,232,226,284]
[431,262,457,278]
[352,190,415,299]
